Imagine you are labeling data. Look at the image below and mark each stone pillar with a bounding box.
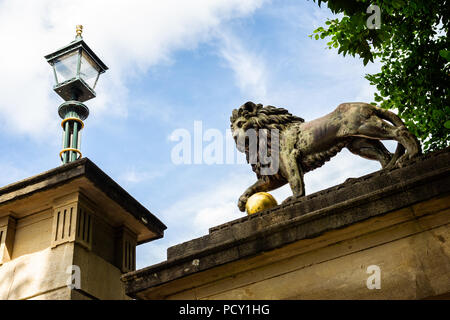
[0,215,16,265]
[0,158,166,300]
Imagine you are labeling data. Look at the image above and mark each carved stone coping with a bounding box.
[0,158,166,244]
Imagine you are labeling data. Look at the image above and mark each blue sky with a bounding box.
[0,0,394,268]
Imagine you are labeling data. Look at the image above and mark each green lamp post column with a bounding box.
[45,25,108,164]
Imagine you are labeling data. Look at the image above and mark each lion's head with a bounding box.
[230,101,304,153]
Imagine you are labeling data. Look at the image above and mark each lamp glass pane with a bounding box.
[80,51,100,89]
[53,51,79,84]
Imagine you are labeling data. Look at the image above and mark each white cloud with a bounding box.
[160,171,251,228]
[119,169,154,184]
[0,0,265,138]
[217,30,268,101]
[137,171,252,266]
[304,149,382,193]
[193,202,238,233]
[138,197,242,268]
[136,241,171,269]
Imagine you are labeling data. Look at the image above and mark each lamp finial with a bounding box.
[76,25,83,39]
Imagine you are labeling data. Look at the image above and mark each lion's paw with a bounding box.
[238,195,248,212]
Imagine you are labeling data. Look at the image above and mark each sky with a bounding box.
[0,0,396,269]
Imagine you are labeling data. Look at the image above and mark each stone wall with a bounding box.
[122,147,450,300]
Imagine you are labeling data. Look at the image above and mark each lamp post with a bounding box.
[45,25,108,164]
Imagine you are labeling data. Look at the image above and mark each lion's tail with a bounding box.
[374,107,405,169]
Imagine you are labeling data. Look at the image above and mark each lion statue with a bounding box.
[231,101,421,212]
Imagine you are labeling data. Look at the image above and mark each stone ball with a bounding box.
[245,192,278,215]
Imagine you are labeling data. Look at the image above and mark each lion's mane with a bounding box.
[231,103,305,179]
[230,103,304,131]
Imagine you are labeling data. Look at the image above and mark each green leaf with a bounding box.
[311,0,450,152]
[363,56,369,66]
[439,50,450,62]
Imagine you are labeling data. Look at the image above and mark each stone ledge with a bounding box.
[166,147,449,259]
[121,147,450,298]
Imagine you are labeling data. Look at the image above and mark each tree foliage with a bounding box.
[311,0,449,152]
